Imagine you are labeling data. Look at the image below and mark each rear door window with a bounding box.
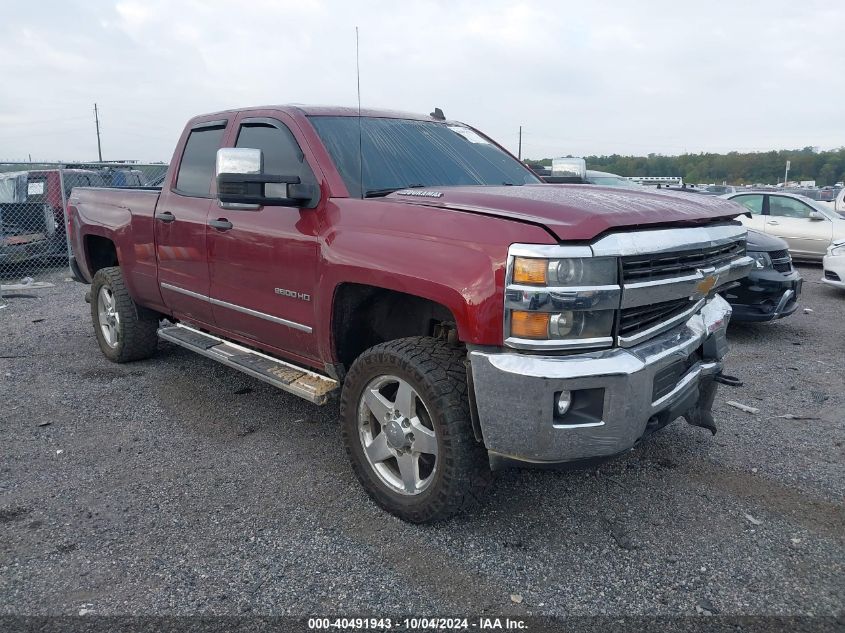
[731,194,763,214]
[175,125,227,197]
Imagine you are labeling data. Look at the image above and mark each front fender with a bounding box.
[316,199,555,361]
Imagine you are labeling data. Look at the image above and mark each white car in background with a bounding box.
[724,191,845,260]
[823,240,845,290]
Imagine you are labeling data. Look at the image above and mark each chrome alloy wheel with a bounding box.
[97,286,120,349]
[357,374,439,496]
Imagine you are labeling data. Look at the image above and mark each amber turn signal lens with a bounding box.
[510,311,550,339]
[513,257,547,285]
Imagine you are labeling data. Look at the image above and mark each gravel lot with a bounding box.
[1,264,843,619]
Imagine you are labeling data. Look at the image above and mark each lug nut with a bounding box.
[402,420,410,428]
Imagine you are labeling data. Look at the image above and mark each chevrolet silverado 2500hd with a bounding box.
[68,106,752,522]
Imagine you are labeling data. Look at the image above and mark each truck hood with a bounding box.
[386,184,745,241]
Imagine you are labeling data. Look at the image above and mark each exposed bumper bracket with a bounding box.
[683,377,719,435]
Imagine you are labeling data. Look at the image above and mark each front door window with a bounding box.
[768,196,813,219]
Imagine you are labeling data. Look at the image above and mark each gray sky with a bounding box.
[1,0,843,162]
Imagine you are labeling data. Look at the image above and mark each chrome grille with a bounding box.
[621,240,746,282]
[619,297,697,336]
[505,225,752,352]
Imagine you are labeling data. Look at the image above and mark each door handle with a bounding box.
[767,220,779,225]
[208,218,233,231]
[156,211,175,223]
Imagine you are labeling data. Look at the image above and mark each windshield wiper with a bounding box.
[364,184,424,198]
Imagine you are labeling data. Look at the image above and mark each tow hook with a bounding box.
[714,372,743,387]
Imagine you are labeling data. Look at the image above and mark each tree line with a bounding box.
[526,146,845,186]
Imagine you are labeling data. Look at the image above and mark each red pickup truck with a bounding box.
[68,105,752,522]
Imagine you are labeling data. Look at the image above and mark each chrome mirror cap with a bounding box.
[216,148,263,176]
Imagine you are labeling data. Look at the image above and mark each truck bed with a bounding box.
[70,187,161,229]
[68,187,163,304]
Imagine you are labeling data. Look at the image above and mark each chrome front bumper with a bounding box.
[468,295,732,467]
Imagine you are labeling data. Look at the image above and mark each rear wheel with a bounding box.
[340,337,492,523]
[90,267,159,363]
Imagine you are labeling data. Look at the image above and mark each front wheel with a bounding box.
[340,337,492,523]
[90,267,159,363]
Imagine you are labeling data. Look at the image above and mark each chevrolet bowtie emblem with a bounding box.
[696,274,718,295]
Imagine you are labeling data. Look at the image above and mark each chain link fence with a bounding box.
[0,162,168,291]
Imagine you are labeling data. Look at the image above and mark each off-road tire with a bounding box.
[90,266,159,363]
[340,336,492,523]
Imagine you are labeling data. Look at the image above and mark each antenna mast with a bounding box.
[356,27,364,198]
[94,103,103,162]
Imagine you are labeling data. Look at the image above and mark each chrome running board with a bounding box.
[157,323,338,405]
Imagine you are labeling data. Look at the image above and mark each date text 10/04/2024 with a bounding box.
[307,617,528,630]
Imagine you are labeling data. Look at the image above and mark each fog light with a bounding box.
[556,390,572,416]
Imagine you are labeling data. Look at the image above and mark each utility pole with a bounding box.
[94,103,103,162]
[783,160,790,188]
[518,125,522,161]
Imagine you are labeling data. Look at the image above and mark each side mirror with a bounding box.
[808,211,826,221]
[215,148,318,207]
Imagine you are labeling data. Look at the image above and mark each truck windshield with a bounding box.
[309,116,540,198]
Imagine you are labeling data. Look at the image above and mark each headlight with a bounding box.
[513,257,617,286]
[830,242,845,256]
[507,255,618,348]
[510,309,615,341]
[749,252,772,269]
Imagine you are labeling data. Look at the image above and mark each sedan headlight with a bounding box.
[749,252,772,269]
[829,242,845,256]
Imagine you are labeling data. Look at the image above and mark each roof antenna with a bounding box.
[356,26,364,198]
[430,107,445,121]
